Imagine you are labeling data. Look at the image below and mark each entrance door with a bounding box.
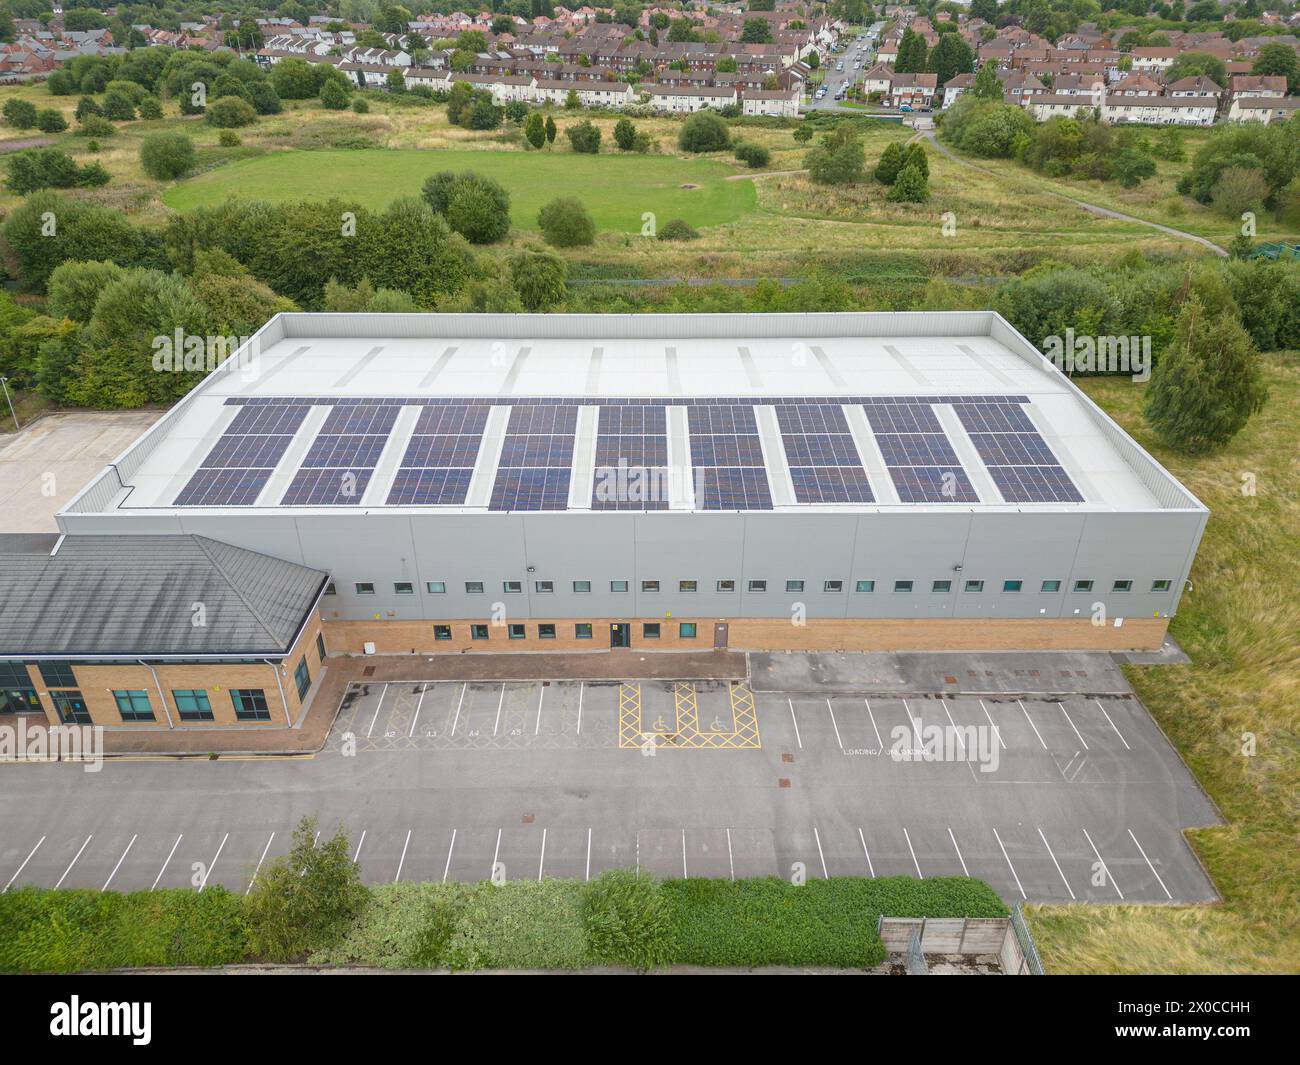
[713,622,729,649]
[610,623,631,649]
[51,690,91,725]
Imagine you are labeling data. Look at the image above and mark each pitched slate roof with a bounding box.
[0,535,327,658]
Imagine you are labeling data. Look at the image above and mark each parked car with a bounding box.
[899,104,913,112]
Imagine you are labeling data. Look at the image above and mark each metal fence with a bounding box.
[1010,902,1045,976]
[904,926,929,975]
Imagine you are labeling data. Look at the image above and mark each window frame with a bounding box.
[893,580,914,593]
[426,581,446,594]
[535,580,554,593]
[1151,578,1172,592]
[354,582,375,595]
[465,581,485,594]
[433,624,452,641]
[678,580,697,593]
[507,623,526,640]
[113,689,155,722]
[503,580,523,594]
[231,688,270,721]
[470,624,490,641]
[932,579,952,593]
[855,580,875,593]
[1073,579,1094,593]
[747,579,767,593]
[574,623,593,640]
[293,656,311,700]
[537,623,557,640]
[717,579,736,593]
[678,622,698,639]
[641,580,660,593]
[573,580,592,593]
[963,579,985,593]
[1041,579,1062,593]
[394,581,414,595]
[642,622,661,639]
[785,579,804,593]
[1003,579,1023,593]
[172,689,213,722]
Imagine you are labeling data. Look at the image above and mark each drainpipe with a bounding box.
[138,661,175,729]
[266,660,292,726]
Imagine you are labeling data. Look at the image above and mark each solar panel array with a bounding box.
[688,404,773,510]
[775,403,874,504]
[863,400,979,504]
[388,403,489,506]
[954,402,1083,503]
[175,402,311,506]
[591,404,670,511]
[280,402,400,506]
[489,404,577,511]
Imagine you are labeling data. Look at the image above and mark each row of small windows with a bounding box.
[333,578,1176,596]
[43,688,272,724]
[426,622,701,641]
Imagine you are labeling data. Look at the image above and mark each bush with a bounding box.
[205,96,257,128]
[565,119,601,154]
[806,126,865,186]
[538,196,596,247]
[137,95,164,120]
[734,142,771,168]
[75,115,115,139]
[887,160,929,203]
[509,247,568,311]
[583,871,674,971]
[939,97,1035,158]
[5,148,110,195]
[35,109,68,134]
[422,171,512,244]
[100,88,136,121]
[218,129,241,148]
[678,111,730,152]
[657,217,699,241]
[613,116,636,151]
[3,98,37,129]
[352,97,370,114]
[47,259,128,322]
[445,881,591,970]
[139,132,197,180]
[320,78,350,111]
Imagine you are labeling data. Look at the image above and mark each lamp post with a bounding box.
[0,376,18,432]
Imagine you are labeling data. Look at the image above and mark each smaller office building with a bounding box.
[0,533,328,730]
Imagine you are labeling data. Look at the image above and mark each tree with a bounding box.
[1143,295,1267,454]
[139,132,197,181]
[887,160,930,202]
[678,111,730,152]
[1112,148,1156,188]
[47,260,126,322]
[565,88,581,110]
[206,96,257,128]
[1164,51,1227,90]
[734,142,771,168]
[566,119,602,153]
[806,126,865,185]
[741,18,773,44]
[927,34,974,87]
[544,114,557,146]
[895,28,928,74]
[271,58,318,100]
[613,117,636,151]
[422,171,512,244]
[1211,166,1269,220]
[2,98,37,129]
[466,93,502,130]
[970,60,1002,101]
[360,198,471,306]
[320,78,350,110]
[1252,41,1300,93]
[35,109,68,133]
[509,247,568,311]
[243,816,368,962]
[793,125,814,144]
[874,141,906,184]
[538,196,596,247]
[5,148,109,195]
[524,111,546,149]
[101,88,136,121]
[137,96,164,120]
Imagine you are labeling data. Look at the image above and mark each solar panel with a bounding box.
[875,433,961,468]
[689,404,772,510]
[174,468,271,507]
[693,466,773,510]
[281,467,375,506]
[387,403,489,507]
[302,434,390,468]
[387,468,475,505]
[789,466,875,504]
[968,432,1058,467]
[177,402,312,506]
[775,403,874,504]
[863,402,943,435]
[989,465,1084,503]
[200,435,296,469]
[320,403,401,435]
[490,404,578,511]
[490,468,571,510]
[890,466,979,503]
[951,402,1036,434]
[955,403,1083,504]
[592,404,669,511]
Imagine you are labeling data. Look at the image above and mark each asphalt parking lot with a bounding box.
[1,659,1221,905]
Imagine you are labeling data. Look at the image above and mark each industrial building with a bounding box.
[2,312,1207,730]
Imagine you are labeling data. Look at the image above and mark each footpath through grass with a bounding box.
[1027,357,1300,974]
[161,147,755,233]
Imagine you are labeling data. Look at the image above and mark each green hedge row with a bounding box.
[0,874,1007,973]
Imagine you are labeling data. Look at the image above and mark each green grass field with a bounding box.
[161,147,756,232]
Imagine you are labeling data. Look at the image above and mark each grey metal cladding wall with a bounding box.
[277,311,1002,342]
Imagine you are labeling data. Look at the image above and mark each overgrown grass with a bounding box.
[1027,356,1300,974]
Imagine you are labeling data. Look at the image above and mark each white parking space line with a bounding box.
[246,832,275,895]
[352,829,366,864]
[538,829,547,882]
[1128,829,1172,900]
[199,833,228,892]
[902,699,922,745]
[395,829,412,883]
[1097,700,1131,750]
[55,835,93,889]
[490,828,502,878]
[858,828,875,877]
[864,699,883,749]
[991,828,1026,900]
[4,836,45,893]
[948,828,969,876]
[450,683,467,736]
[585,828,592,882]
[903,828,923,878]
[1082,828,1123,899]
[1018,700,1048,750]
[726,828,735,881]
[534,685,545,736]
[978,700,1006,750]
[1060,702,1089,750]
[1038,828,1075,900]
[152,834,182,891]
[942,703,967,755]
[576,682,584,736]
[787,699,802,748]
[409,685,426,738]
[367,684,388,739]
[825,699,844,750]
[443,829,457,883]
[493,683,505,736]
[102,835,137,892]
[813,826,828,879]
[681,829,688,878]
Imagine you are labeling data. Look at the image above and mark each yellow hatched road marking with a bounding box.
[620,681,761,751]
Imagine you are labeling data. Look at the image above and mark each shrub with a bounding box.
[523,111,546,149]
[678,111,731,152]
[47,259,128,322]
[74,96,101,121]
[249,82,282,115]
[445,881,591,970]
[509,247,568,311]
[422,171,512,244]
[887,160,930,203]
[583,871,674,971]
[565,119,601,154]
[352,97,370,114]
[538,196,596,247]
[100,88,136,121]
[2,98,37,129]
[139,132,197,180]
[5,148,109,195]
[657,217,699,241]
[806,126,865,186]
[310,882,463,969]
[137,95,164,120]
[76,115,115,139]
[218,129,241,148]
[35,109,68,134]
[320,79,350,111]
[205,96,257,128]
[734,142,771,168]
[613,116,636,151]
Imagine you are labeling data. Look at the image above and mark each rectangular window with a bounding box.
[964,580,984,593]
[394,582,414,595]
[1073,579,1094,593]
[824,580,844,593]
[1041,580,1062,593]
[678,622,697,638]
[51,691,90,725]
[38,661,76,687]
[172,689,213,722]
[426,581,446,594]
[611,580,628,592]
[503,581,522,593]
[894,580,913,593]
[786,580,804,593]
[1112,579,1132,592]
[642,580,659,592]
[747,580,767,592]
[325,582,337,595]
[293,656,311,699]
[573,581,591,593]
[316,632,327,663]
[471,624,489,640]
[465,581,484,594]
[433,624,452,641]
[355,583,375,595]
[643,622,661,638]
[717,579,735,592]
[508,623,526,640]
[1003,580,1023,592]
[538,623,556,640]
[855,580,875,593]
[232,689,270,721]
[575,623,592,639]
[932,580,952,593]
[535,580,554,593]
[679,580,697,592]
[113,689,155,722]
[1151,579,1172,592]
